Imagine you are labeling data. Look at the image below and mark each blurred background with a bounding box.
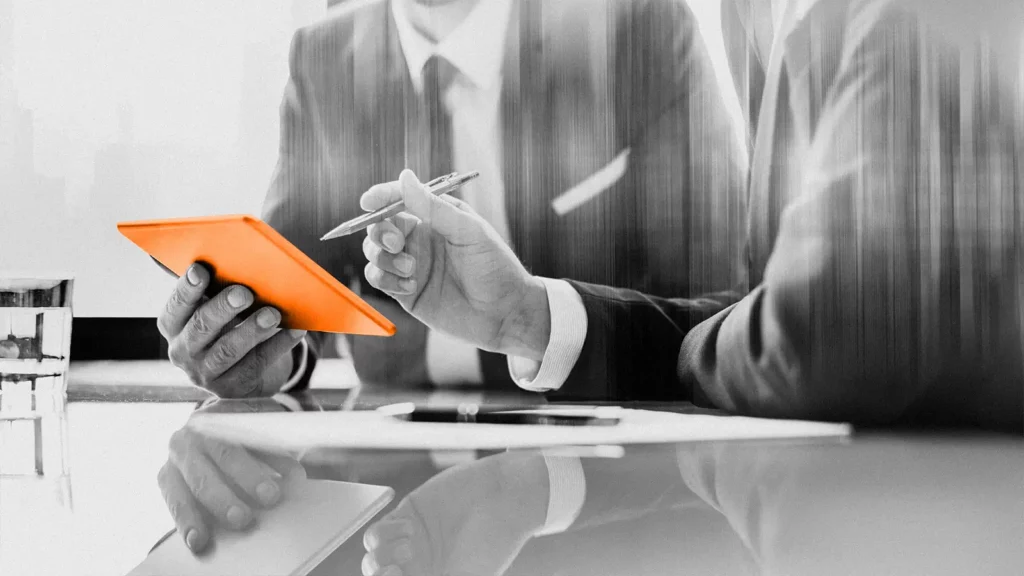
[0,0,742,356]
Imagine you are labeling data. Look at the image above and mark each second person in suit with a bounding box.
[358,0,1024,430]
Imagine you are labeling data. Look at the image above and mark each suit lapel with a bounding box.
[354,0,429,183]
[746,0,801,285]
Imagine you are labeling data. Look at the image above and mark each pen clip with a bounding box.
[425,172,458,189]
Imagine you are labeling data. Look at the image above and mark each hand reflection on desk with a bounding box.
[156,398,304,553]
[358,446,749,576]
[151,397,1020,575]
[362,438,1020,576]
[361,450,550,576]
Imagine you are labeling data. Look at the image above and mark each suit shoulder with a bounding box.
[530,0,694,38]
[584,0,698,39]
[293,0,387,53]
[617,0,697,22]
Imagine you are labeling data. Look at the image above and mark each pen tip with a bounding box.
[321,227,350,241]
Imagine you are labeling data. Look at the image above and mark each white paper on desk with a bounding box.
[188,408,851,455]
[127,474,393,576]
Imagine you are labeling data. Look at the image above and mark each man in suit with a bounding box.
[360,0,1024,431]
[154,0,747,396]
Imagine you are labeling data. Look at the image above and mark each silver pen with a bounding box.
[319,171,480,241]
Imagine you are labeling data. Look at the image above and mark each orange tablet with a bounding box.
[118,215,395,336]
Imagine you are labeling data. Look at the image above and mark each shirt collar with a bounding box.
[391,0,513,93]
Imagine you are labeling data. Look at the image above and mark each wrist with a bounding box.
[497,276,550,361]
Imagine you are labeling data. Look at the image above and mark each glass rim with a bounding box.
[0,278,75,291]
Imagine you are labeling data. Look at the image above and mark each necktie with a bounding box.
[422,55,457,183]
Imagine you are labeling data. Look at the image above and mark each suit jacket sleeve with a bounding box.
[681,1,1024,427]
[547,281,738,401]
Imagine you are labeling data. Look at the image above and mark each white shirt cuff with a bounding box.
[534,452,586,536]
[279,337,310,393]
[426,329,484,386]
[507,278,587,392]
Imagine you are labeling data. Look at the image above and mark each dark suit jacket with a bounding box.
[262,0,747,388]
[553,0,1024,431]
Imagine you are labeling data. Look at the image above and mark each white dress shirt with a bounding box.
[392,0,513,386]
[507,278,589,392]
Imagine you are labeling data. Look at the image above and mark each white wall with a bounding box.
[0,0,740,317]
[0,0,326,316]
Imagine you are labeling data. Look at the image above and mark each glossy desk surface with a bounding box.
[2,366,1021,576]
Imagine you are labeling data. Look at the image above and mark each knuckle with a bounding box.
[168,429,188,455]
[165,287,195,318]
[205,342,241,372]
[156,314,171,338]
[168,343,200,377]
[159,308,179,338]
[364,264,382,285]
[385,222,403,243]
[362,236,379,261]
[204,440,233,466]
[167,500,187,523]
[167,340,184,365]
[167,288,187,310]
[211,340,237,362]
[192,479,215,502]
[157,462,173,487]
[189,312,215,340]
[191,473,218,504]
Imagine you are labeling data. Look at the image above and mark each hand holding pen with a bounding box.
[356,169,552,362]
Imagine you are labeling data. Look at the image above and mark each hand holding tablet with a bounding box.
[118,215,395,335]
[118,215,396,396]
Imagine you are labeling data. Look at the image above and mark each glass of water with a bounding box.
[0,277,73,477]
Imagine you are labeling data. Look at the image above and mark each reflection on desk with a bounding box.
[4,385,1020,576]
[352,436,1023,576]
[159,395,1019,576]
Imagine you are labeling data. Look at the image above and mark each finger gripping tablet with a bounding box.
[118,214,395,336]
